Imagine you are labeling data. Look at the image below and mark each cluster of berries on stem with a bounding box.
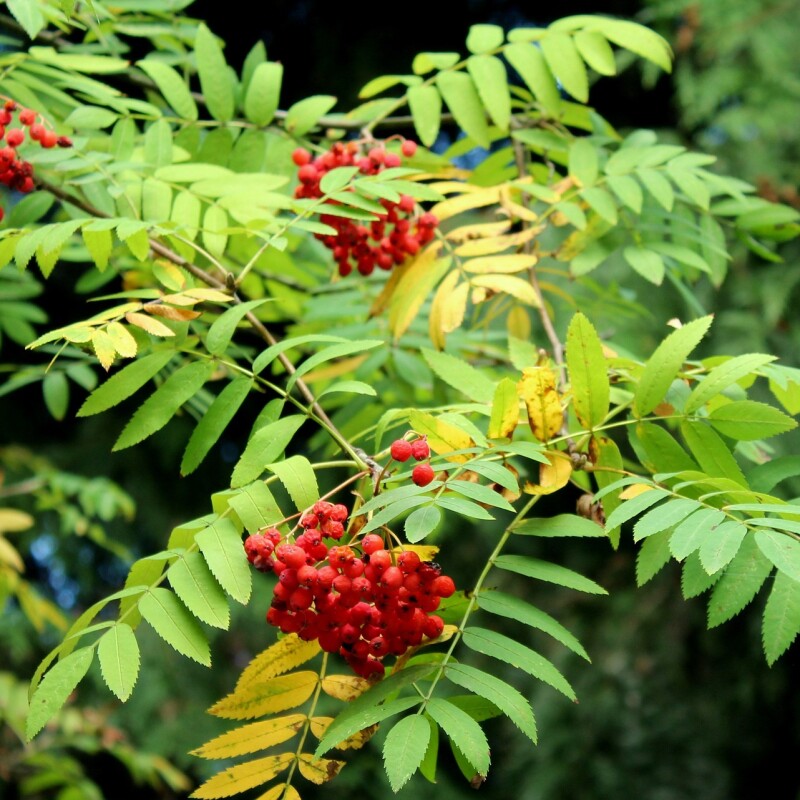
[0,100,72,222]
[390,434,435,487]
[292,139,438,277]
[243,499,455,680]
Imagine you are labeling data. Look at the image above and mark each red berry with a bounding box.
[432,575,455,598]
[361,534,384,555]
[57,136,73,148]
[401,140,418,157]
[5,129,24,147]
[412,463,435,487]
[29,123,44,141]
[297,164,318,183]
[18,109,35,126]
[292,147,312,166]
[410,439,430,461]
[40,130,57,149]
[390,439,413,462]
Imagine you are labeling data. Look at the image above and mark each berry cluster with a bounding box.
[244,499,455,679]
[390,435,435,487]
[0,100,72,222]
[292,140,438,277]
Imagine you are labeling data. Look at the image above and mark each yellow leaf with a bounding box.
[517,367,563,442]
[91,329,117,371]
[369,259,410,317]
[390,544,439,562]
[452,226,543,257]
[125,311,175,337]
[320,675,370,702]
[0,509,34,533]
[297,754,345,785]
[159,292,201,306]
[210,671,319,720]
[427,181,486,195]
[255,784,300,800]
[147,304,202,321]
[428,270,461,349]
[236,636,321,691]
[0,536,24,571]
[408,410,473,463]
[619,483,657,500]
[524,450,573,495]
[507,306,532,339]
[499,186,540,222]
[191,753,294,799]
[152,260,187,291]
[302,355,368,385]
[309,717,377,750]
[192,715,306,759]
[106,322,138,358]
[89,302,143,322]
[463,254,539,274]
[445,219,511,242]
[471,274,541,307]
[184,288,233,302]
[441,283,470,335]
[488,377,520,439]
[429,186,501,221]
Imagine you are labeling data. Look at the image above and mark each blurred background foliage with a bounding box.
[1,0,799,798]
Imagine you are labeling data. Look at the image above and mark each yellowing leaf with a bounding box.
[309,716,377,750]
[297,753,345,784]
[106,322,138,358]
[446,219,511,242]
[390,544,440,562]
[619,483,657,500]
[236,636,321,691]
[192,715,306,759]
[524,450,573,495]
[191,753,294,799]
[428,270,461,349]
[518,367,563,441]
[463,254,539,274]
[147,304,202,321]
[152,261,187,291]
[389,245,451,340]
[471,274,541,306]
[408,410,474,463]
[430,186,501,221]
[488,377,520,439]
[91,329,117,371]
[210,671,319,719]
[453,227,542,256]
[185,288,234,302]
[125,311,175,337]
[441,282,470,335]
[369,259,410,317]
[321,674,370,702]
[303,355,369,384]
[507,306,532,339]
[0,536,24,571]
[0,509,34,533]
[256,786,300,800]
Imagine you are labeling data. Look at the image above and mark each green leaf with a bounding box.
[466,23,505,53]
[383,715,432,792]
[421,349,496,405]
[113,361,214,451]
[505,42,561,113]
[138,588,211,665]
[707,536,772,628]
[581,186,618,224]
[267,455,319,513]
[252,334,347,375]
[436,72,490,149]
[64,105,119,129]
[513,513,605,538]
[606,174,643,213]
[97,623,140,701]
[762,571,800,665]
[636,528,673,586]
[633,498,701,541]
[466,55,510,131]
[603,488,669,532]
[755,530,800,583]
[699,520,747,575]
[566,311,609,428]
[587,18,673,72]
[494,554,608,594]
[447,480,515,512]
[748,456,800,494]
[26,647,94,740]
[574,29,617,75]
[426,698,490,776]
[446,662,537,743]
[144,119,173,167]
[77,351,174,417]
[228,481,285,534]
[436,496,495,521]
[43,371,69,421]
[637,168,674,210]
[540,31,588,102]
[194,23,234,122]
[196,517,251,604]
[407,85,442,148]
[477,590,589,660]
[684,354,776,414]
[6,0,45,38]
[623,246,664,285]
[669,508,726,561]
[633,316,713,417]
[244,62,282,126]
[138,60,198,120]
[230,415,305,488]
[168,552,230,629]
[708,401,797,441]
[318,380,377,398]
[404,505,442,543]
[286,340,383,392]
[285,95,337,136]
[680,422,747,487]
[82,227,112,271]
[463,627,576,701]
[205,299,267,356]
[568,139,599,187]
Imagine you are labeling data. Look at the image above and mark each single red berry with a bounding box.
[432,575,456,598]
[56,136,73,148]
[361,534,384,554]
[384,152,401,168]
[401,140,417,157]
[4,100,17,111]
[297,164,318,183]
[28,123,45,141]
[292,147,312,166]
[40,130,57,149]
[390,439,413,462]
[412,463,435,487]
[5,129,24,147]
[0,207,4,223]
[18,109,35,126]
[411,439,430,461]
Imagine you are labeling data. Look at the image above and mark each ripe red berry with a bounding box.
[412,463,435,487]
[28,123,44,141]
[5,129,24,147]
[390,439,413,462]
[297,164,318,183]
[361,534,384,554]
[292,147,312,166]
[40,130,57,149]
[410,438,430,461]
[18,109,35,126]
[401,140,417,157]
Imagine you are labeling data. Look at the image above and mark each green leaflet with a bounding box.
[230,415,305,488]
[603,488,669,532]
[623,246,664,285]
[680,421,747,487]
[574,29,617,75]
[97,623,140,701]
[494,554,608,595]
[762,571,800,666]
[112,360,214,451]
[436,71,490,149]
[636,528,673,586]
[6,0,45,38]
[206,299,269,356]
[606,174,643,213]
[582,187,618,224]
[747,456,800,494]
[421,348,496,404]
[404,505,442,543]
[591,436,625,548]
[138,59,198,120]
[181,377,253,476]
[504,42,561,113]
[408,84,442,147]
[633,498,702,541]
[196,517,251,604]
[244,62,282,126]
[361,496,434,534]
[708,401,797,441]
[228,481,285,534]
[707,535,772,628]
[252,333,347,374]
[540,31,588,103]
[637,168,674,210]
[266,455,319,513]
[286,339,384,392]
[466,54,510,131]
[569,139,599,188]
[513,513,605,538]
[754,530,800,583]
[42,371,69,421]
[681,551,722,599]
[138,588,211,665]
[26,646,94,740]
[168,552,230,629]
[466,23,504,53]
[194,23,235,122]
[447,480,515,513]
[445,663,537,744]
[633,315,713,417]
[477,590,589,660]
[566,312,609,429]
[383,715,432,792]
[463,626,576,701]
[669,508,726,561]
[426,697,490,776]
[436,496,495,521]
[284,95,337,136]
[699,520,747,574]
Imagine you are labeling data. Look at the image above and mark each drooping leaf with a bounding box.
[194,23,234,122]
[192,714,305,759]
[425,697,490,776]
[210,671,319,720]
[191,753,294,799]
[237,635,321,691]
[97,623,140,701]
[698,520,747,575]
[404,505,442,543]
[138,588,211,665]
[267,455,319,513]
[168,552,230,629]
[244,62,283,126]
[436,71,490,149]
[762,571,800,665]
[633,498,702,541]
[494,554,608,594]
[669,508,727,561]
[196,517,251,604]
[230,415,305,488]
[754,530,800,583]
[383,715,433,792]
